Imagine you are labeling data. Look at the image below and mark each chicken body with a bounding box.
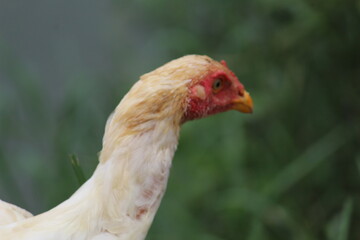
[0,55,253,239]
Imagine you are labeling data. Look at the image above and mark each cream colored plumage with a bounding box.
[0,55,253,240]
[0,200,33,225]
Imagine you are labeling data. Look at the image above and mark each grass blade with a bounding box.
[326,198,353,240]
[337,199,353,240]
[69,154,86,185]
[263,126,351,199]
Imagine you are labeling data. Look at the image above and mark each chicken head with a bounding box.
[183,57,253,122]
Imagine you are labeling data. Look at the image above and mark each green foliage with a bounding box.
[326,199,353,240]
[69,154,86,186]
[0,0,359,239]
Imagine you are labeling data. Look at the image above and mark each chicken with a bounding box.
[0,55,253,240]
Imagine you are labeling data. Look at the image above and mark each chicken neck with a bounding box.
[92,115,181,238]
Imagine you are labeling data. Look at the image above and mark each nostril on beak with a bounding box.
[238,87,244,96]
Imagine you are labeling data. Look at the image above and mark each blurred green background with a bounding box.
[0,0,359,239]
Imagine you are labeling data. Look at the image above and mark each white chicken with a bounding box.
[0,55,253,240]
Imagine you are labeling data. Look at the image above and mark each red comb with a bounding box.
[220,60,228,67]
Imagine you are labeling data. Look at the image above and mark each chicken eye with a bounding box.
[212,78,223,93]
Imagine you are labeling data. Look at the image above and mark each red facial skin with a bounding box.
[183,61,245,122]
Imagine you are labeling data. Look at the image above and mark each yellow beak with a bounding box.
[231,90,253,113]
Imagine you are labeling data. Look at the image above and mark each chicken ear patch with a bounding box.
[192,85,206,100]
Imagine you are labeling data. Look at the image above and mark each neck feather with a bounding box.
[93,115,180,238]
